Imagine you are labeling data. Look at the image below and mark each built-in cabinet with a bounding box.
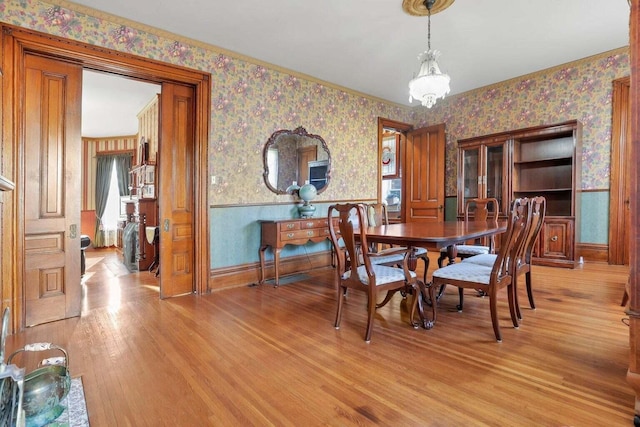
[456,120,581,268]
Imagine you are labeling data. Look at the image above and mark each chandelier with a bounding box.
[408,0,451,108]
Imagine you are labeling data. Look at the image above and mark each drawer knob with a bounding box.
[306,222,314,227]
[286,224,295,229]
[307,231,314,237]
[287,233,295,238]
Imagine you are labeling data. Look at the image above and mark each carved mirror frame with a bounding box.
[262,126,331,195]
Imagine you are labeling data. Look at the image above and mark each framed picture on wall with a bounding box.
[382,134,399,178]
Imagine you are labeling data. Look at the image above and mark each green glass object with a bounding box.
[297,183,317,218]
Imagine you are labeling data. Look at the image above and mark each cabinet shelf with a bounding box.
[513,156,572,166]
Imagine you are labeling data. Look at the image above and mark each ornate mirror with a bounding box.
[262,127,331,195]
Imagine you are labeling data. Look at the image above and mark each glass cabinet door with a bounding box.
[461,147,479,207]
[485,144,504,212]
[457,139,509,218]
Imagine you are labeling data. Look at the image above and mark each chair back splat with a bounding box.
[437,197,500,268]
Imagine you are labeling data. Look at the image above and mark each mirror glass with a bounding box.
[263,127,331,195]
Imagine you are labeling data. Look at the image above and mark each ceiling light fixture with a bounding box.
[408,0,451,108]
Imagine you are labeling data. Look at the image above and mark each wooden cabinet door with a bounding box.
[158,82,196,298]
[403,124,445,222]
[23,54,82,326]
[537,217,575,266]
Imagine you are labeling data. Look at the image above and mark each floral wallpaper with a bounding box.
[0,0,412,208]
[413,51,629,196]
[0,0,629,208]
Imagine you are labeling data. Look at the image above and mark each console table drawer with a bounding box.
[280,229,323,241]
[279,221,301,231]
[299,219,328,229]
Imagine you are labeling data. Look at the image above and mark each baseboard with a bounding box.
[577,243,608,263]
[208,251,334,292]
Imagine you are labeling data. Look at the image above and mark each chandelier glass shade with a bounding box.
[408,0,451,108]
[408,50,450,108]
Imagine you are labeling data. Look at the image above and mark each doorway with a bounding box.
[377,118,446,223]
[378,118,413,222]
[1,25,211,330]
[81,70,161,258]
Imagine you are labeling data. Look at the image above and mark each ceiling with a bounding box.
[82,70,160,137]
[77,0,630,135]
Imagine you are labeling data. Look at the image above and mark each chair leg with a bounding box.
[456,287,464,311]
[437,252,447,268]
[514,274,522,321]
[489,291,503,343]
[364,295,376,343]
[507,284,520,327]
[526,271,535,309]
[427,282,437,328]
[408,282,421,329]
[334,286,345,329]
[420,255,430,285]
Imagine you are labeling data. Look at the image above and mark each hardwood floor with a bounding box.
[5,249,633,426]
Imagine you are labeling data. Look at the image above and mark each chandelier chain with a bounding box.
[427,7,431,51]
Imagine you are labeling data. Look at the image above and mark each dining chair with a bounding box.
[462,196,546,321]
[431,198,531,342]
[328,203,431,343]
[365,203,430,284]
[437,197,500,268]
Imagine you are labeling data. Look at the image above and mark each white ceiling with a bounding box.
[82,70,160,137]
[77,0,631,135]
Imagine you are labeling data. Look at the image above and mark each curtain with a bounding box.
[115,154,132,196]
[94,155,115,248]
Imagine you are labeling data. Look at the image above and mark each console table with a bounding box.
[259,217,334,287]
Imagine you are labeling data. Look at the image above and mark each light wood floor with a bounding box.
[5,249,634,426]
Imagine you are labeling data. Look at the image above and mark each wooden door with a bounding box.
[609,76,631,265]
[403,124,446,222]
[297,145,316,185]
[158,82,196,298]
[23,54,82,326]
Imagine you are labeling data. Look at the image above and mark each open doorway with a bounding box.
[2,25,210,330]
[81,70,161,275]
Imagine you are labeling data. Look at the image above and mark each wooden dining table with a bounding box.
[362,220,508,269]
[358,220,508,329]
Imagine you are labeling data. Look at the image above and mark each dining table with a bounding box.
[358,220,508,329]
[362,220,508,268]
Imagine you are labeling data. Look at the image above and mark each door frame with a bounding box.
[609,76,630,265]
[1,25,211,331]
[377,118,413,222]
